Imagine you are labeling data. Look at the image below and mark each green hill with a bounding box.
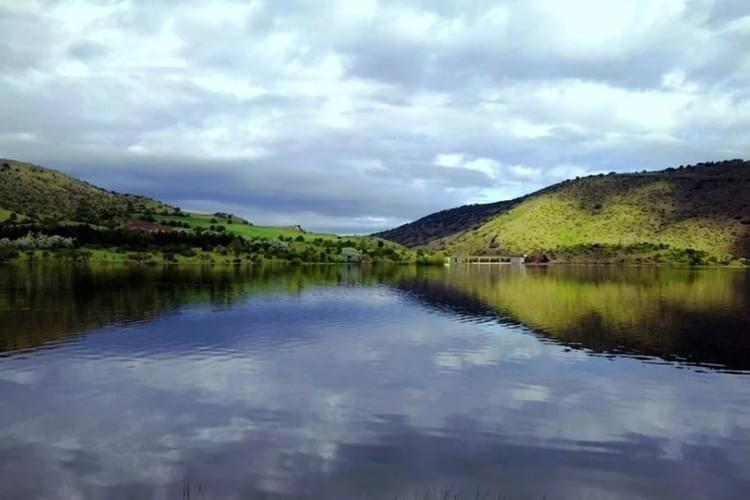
[0,159,341,244]
[379,160,750,264]
[153,212,340,243]
[0,159,175,223]
[0,158,420,265]
[374,200,516,247]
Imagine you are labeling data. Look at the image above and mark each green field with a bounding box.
[0,158,442,266]
[4,248,283,266]
[157,212,342,242]
[4,244,426,267]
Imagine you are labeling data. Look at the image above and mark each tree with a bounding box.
[339,247,362,263]
[228,238,242,257]
[74,200,96,222]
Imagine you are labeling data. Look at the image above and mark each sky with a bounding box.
[0,0,749,234]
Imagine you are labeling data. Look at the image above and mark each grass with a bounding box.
[375,199,517,248]
[0,159,173,222]
[0,158,435,265]
[445,168,750,262]
[8,248,290,266]
[2,237,424,266]
[156,212,341,242]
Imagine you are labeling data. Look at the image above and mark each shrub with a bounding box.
[68,249,91,262]
[179,248,197,257]
[0,247,19,261]
[339,247,362,262]
[525,250,550,264]
[0,232,76,250]
[228,239,243,256]
[127,252,149,263]
[417,252,447,266]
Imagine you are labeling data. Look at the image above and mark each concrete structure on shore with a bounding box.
[450,255,525,265]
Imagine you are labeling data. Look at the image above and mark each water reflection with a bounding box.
[401,265,750,371]
[1,264,749,499]
[0,264,412,355]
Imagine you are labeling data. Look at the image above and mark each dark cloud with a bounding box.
[0,0,748,232]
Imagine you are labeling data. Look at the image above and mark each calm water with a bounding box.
[1,264,749,500]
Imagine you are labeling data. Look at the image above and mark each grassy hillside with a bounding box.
[374,179,568,247]
[156,212,340,242]
[0,158,427,265]
[382,160,750,263]
[0,159,343,243]
[0,158,174,222]
[374,200,517,247]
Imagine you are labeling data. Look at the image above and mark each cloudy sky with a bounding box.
[1,0,749,233]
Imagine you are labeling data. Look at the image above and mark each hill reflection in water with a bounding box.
[3,264,748,372]
[1,263,750,499]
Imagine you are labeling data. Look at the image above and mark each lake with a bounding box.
[1,264,749,499]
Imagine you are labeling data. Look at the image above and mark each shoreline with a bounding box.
[1,255,747,269]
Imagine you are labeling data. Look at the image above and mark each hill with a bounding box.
[374,179,567,247]
[153,212,341,243]
[378,160,750,264]
[0,159,174,223]
[0,158,422,265]
[374,200,517,247]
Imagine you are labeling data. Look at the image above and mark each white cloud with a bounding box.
[508,165,541,179]
[463,157,502,178]
[0,0,748,232]
[433,153,465,168]
[435,154,502,179]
